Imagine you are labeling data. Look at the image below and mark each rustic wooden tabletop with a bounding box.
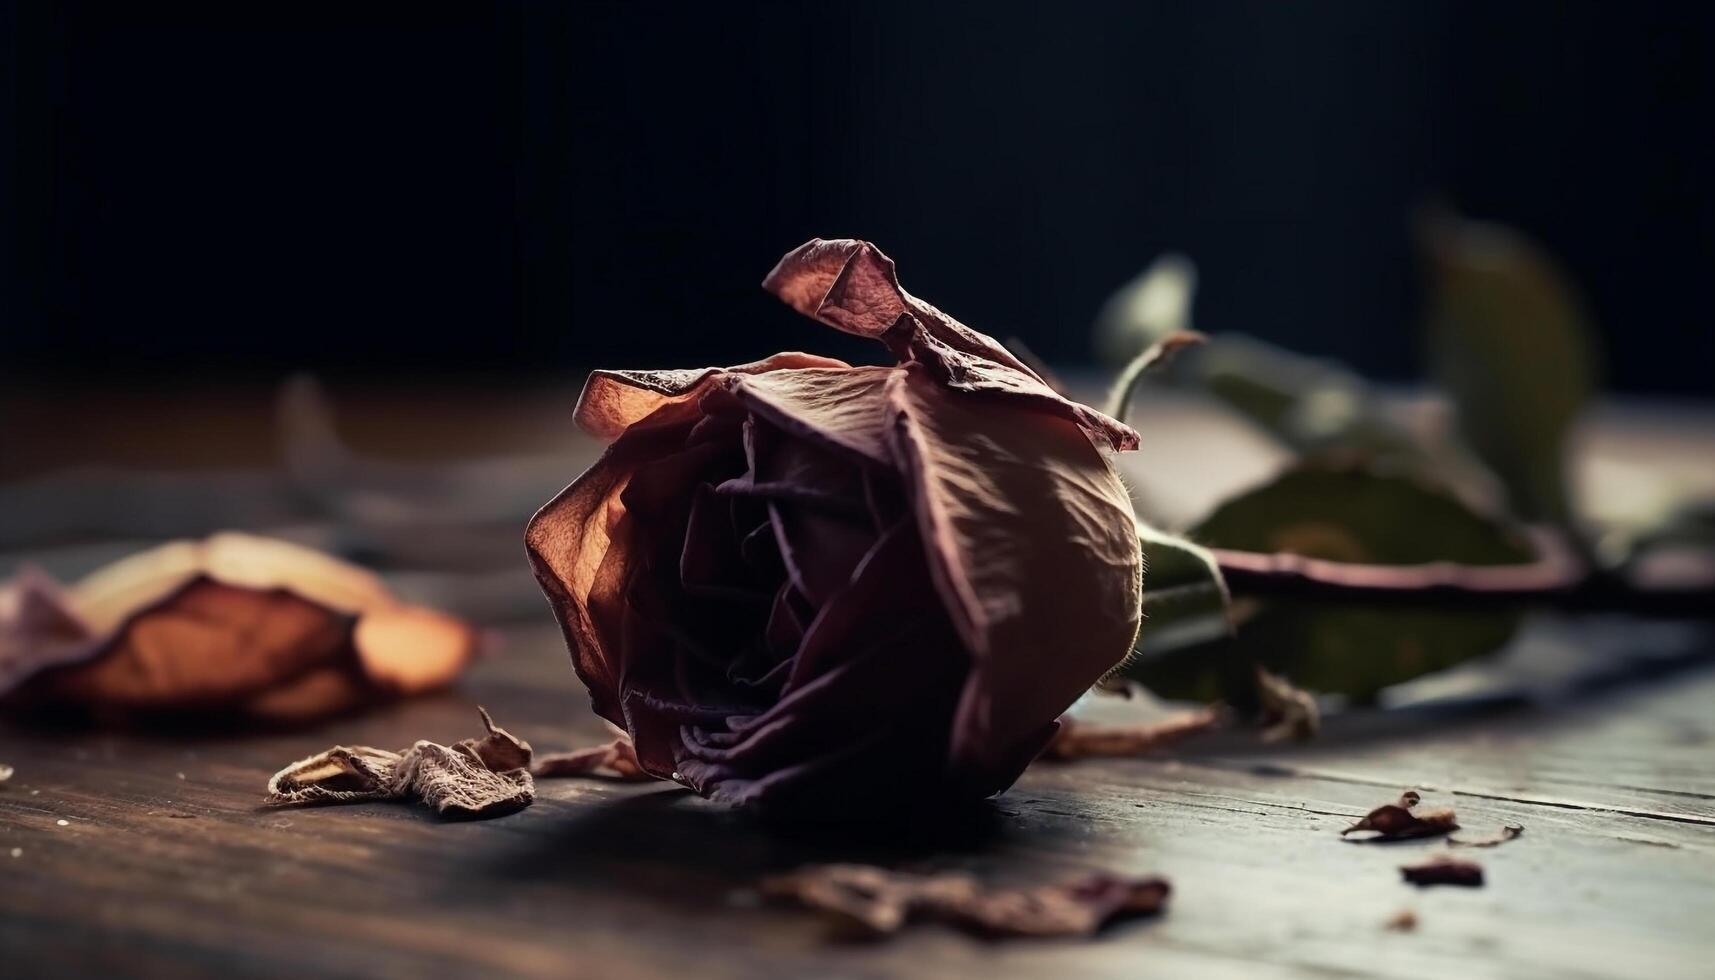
[3,380,1712,979]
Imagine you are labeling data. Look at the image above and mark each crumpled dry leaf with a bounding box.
[1448,823,1524,848]
[266,707,534,818]
[1341,791,1459,841]
[532,731,653,782]
[759,864,1170,939]
[1254,665,1319,743]
[0,533,477,723]
[1040,707,1222,761]
[1400,854,1484,887]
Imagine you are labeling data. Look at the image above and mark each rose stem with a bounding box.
[1208,547,1715,617]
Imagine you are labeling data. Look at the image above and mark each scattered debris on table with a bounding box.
[0,533,477,724]
[1341,790,1459,841]
[266,707,535,819]
[1400,854,1485,887]
[1254,665,1319,742]
[1040,707,1222,760]
[1449,823,1524,848]
[759,864,1171,939]
[1384,909,1418,932]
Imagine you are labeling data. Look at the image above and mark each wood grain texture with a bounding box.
[3,623,1712,980]
[2,386,1713,978]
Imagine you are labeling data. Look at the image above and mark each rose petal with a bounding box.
[1,534,478,722]
[351,604,479,696]
[575,353,851,441]
[17,578,352,710]
[884,368,1142,785]
[762,239,1139,451]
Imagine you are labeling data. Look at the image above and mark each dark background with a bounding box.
[5,1,1712,392]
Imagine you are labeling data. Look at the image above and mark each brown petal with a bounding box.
[1040,708,1222,761]
[763,238,1139,451]
[883,368,1142,788]
[1400,855,1484,887]
[1342,791,1459,840]
[68,532,395,632]
[574,353,851,441]
[352,604,479,696]
[18,578,353,710]
[760,864,1170,939]
[1,533,476,722]
[532,734,653,782]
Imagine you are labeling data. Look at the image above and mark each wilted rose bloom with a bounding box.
[527,239,1142,811]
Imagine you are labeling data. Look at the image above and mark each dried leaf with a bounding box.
[1448,823,1524,848]
[760,864,1170,939]
[0,533,477,723]
[1384,909,1418,932]
[1041,707,1221,761]
[265,707,534,819]
[533,733,653,782]
[1254,665,1319,743]
[1341,791,1459,841]
[1400,854,1484,887]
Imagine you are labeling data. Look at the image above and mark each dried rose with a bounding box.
[0,533,478,724]
[527,238,1142,810]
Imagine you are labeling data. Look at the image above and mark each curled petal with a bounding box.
[884,368,1142,786]
[575,353,850,440]
[763,239,1139,451]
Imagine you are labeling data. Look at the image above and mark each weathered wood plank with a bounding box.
[4,628,1712,980]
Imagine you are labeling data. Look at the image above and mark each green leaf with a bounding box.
[1124,459,1536,703]
[1182,335,1423,462]
[1420,210,1598,529]
[1094,253,1197,364]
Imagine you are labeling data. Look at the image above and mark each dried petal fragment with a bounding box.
[265,707,535,819]
[1342,791,1459,840]
[1040,708,1222,761]
[762,238,1139,451]
[759,864,1170,939]
[1400,854,1484,887]
[1448,823,1524,848]
[533,734,653,782]
[1384,909,1418,931]
[0,533,477,723]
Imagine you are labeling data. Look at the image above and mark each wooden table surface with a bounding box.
[2,380,1712,979]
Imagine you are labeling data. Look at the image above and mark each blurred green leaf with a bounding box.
[1125,460,1536,703]
[1420,210,1598,529]
[1095,253,1197,364]
[1183,335,1422,462]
